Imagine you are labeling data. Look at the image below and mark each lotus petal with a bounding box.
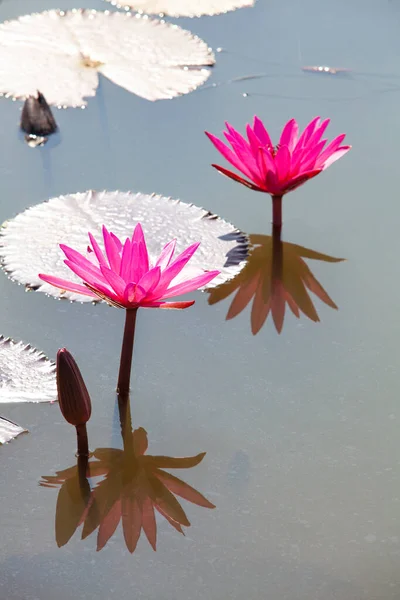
[0,10,214,107]
[104,0,255,17]
[0,336,56,403]
[0,417,27,444]
[0,190,248,303]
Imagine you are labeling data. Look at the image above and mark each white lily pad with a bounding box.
[0,190,249,303]
[0,9,214,107]
[0,417,27,444]
[0,336,56,403]
[104,0,255,17]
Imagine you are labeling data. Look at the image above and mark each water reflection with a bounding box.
[209,227,345,334]
[40,397,215,553]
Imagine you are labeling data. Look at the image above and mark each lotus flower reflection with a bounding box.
[206,116,351,226]
[39,223,219,310]
[208,230,345,334]
[40,427,215,552]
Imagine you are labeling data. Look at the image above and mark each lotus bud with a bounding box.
[20,91,57,146]
[57,348,91,456]
[57,348,91,425]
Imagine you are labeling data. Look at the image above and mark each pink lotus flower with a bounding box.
[206,116,351,227]
[40,224,220,394]
[39,223,219,310]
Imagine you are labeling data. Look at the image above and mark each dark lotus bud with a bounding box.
[56,348,92,426]
[20,91,57,136]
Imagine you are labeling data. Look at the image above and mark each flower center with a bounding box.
[268,144,281,157]
[80,54,104,69]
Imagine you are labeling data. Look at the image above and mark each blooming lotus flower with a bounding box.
[208,231,344,334]
[39,223,219,310]
[206,116,351,226]
[39,223,220,394]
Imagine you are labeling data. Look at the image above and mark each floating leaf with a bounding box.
[104,0,255,17]
[0,336,56,403]
[0,10,214,107]
[0,190,248,303]
[0,416,27,444]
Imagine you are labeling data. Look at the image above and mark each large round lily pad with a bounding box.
[0,336,56,403]
[104,0,255,17]
[0,190,249,303]
[0,417,27,444]
[0,10,214,107]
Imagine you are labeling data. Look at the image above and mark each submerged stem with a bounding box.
[117,393,134,454]
[271,224,283,283]
[77,453,91,503]
[117,308,138,395]
[77,453,89,484]
[272,195,283,228]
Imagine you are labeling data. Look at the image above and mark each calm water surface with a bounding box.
[2,0,400,598]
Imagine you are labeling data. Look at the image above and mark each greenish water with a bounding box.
[2,0,400,598]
